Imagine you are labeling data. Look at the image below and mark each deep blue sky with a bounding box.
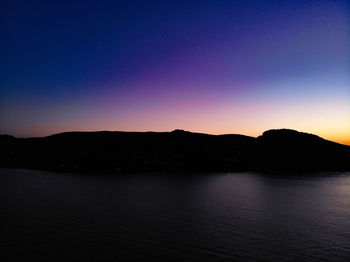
[1,0,349,143]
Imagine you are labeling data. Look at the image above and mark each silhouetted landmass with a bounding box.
[1,129,349,173]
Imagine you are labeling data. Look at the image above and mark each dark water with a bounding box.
[1,169,349,262]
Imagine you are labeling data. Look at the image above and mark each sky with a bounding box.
[1,0,349,144]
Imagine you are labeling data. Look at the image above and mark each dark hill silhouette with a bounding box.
[1,129,349,173]
[255,129,349,171]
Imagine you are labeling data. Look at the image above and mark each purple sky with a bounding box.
[1,0,349,144]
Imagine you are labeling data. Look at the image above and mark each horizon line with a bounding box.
[2,128,350,146]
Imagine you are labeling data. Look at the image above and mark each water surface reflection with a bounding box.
[1,169,349,261]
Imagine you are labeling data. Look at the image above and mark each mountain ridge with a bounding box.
[1,129,349,173]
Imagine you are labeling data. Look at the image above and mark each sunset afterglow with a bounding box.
[1,1,349,144]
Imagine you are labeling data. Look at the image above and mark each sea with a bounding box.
[1,168,349,261]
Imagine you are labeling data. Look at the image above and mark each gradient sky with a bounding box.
[1,0,349,144]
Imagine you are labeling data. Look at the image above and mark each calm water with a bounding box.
[1,169,349,261]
